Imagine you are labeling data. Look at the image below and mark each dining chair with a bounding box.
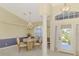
[16,37,27,52]
[33,39,41,48]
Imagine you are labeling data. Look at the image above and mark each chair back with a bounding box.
[33,38,36,42]
[16,37,20,45]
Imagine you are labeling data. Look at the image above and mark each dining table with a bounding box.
[23,38,34,50]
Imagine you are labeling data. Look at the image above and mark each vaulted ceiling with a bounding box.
[0,3,41,22]
[0,3,64,22]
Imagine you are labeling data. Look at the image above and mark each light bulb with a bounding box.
[62,3,70,11]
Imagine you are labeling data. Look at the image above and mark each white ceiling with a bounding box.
[0,3,42,22]
[0,3,63,22]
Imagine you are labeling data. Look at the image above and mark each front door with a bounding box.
[56,24,76,54]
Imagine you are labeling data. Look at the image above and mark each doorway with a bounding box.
[55,24,76,55]
[34,26,43,44]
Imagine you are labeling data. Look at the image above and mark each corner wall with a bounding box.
[0,7,27,39]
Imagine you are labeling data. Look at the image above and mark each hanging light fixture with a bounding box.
[62,3,70,11]
[27,11,33,30]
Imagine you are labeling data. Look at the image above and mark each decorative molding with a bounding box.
[0,20,27,27]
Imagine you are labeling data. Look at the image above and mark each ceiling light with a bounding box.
[62,3,70,11]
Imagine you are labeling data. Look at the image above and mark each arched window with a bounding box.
[55,11,79,20]
[34,26,43,40]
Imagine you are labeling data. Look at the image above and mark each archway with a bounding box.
[34,26,43,42]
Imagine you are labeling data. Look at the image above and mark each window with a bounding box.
[55,11,79,20]
[34,26,43,40]
[60,25,72,49]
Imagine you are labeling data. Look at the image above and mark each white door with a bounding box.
[56,24,76,54]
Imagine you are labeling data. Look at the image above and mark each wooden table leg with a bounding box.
[27,41,33,50]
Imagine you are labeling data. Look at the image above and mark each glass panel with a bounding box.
[55,11,79,20]
[34,26,43,40]
[69,12,74,19]
[60,25,72,50]
[63,11,69,19]
[75,12,79,18]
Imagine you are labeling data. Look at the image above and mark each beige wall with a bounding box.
[0,7,28,39]
[0,4,52,39]
[52,3,79,17]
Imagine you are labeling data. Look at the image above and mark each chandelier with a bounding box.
[27,11,33,30]
[27,22,33,29]
[62,3,70,11]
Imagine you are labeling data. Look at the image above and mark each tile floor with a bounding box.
[0,45,73,56]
